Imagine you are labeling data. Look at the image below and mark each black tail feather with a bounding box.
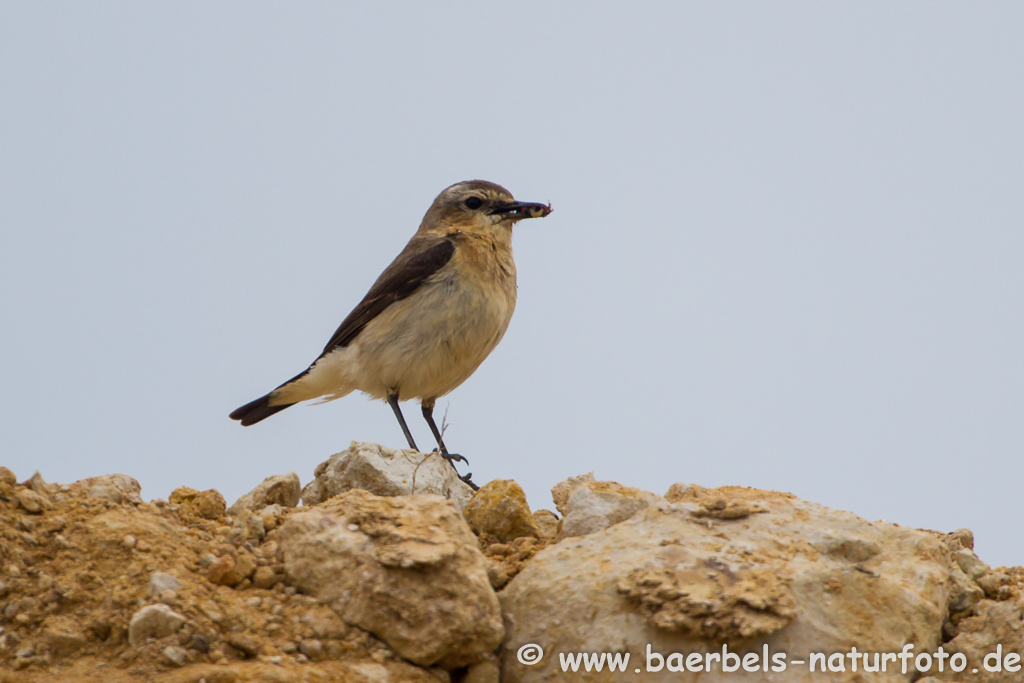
[229,368,309,426]
[229,393,295,426]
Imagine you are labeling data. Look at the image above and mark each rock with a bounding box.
[463,654,500,683]
[21,471,52,496]
[188,634,209,653]
[500,488,951,683]
[558,480,662,539]
[665,481,768,519]
[42,618,88,657]
[228,509,266,545]
[146,571,182,598]
[226,633,260,658]
[169,487,226,520]
[300,441,474,511]
[550,472,594,515]
[463,480,540,542]
[943,528,975,552]
[532,510,559,539]
[207,555,246,587]
[936,600,1024,682]
[976,572,1012,599]
[252,566,280,589]
[16,489,49,514]
[162,645,188,666]
[260,503,285,531]
[299,638,324,660]
[76,474,143,504]
[947,567,984,615]
[228,473,301,514]
[234,551,257,580]
[279,488,503,669]
[127,604,186,646]
[663,481,696,502]
[0,467,16,487]
[954,548,990,581]
[486,559,510,589]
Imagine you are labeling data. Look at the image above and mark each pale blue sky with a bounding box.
[2,3,1022,565]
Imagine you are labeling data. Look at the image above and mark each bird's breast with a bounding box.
[345,244,517,400]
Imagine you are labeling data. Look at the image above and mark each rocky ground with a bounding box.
[1,442,1021,682]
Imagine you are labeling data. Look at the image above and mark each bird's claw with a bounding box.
[442,451,468,465]
[431,449,477,489]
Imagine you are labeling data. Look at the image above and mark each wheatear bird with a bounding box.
[229,180,551,488]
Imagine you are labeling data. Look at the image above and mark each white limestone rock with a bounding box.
[301,441,474,511]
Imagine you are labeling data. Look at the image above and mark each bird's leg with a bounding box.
[421,403,466,463]
[422,402,478,490]
[387,392,419,452]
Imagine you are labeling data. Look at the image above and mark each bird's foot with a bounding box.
[431,449,478,489]
[458,471,479,491]
[431,447,469,465]
[443,451,468,465]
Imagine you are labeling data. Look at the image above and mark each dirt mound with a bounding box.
[0,469,435,682]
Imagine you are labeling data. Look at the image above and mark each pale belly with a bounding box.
[285,272,516,404]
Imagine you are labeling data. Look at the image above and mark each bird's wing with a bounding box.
[316,235,456,359]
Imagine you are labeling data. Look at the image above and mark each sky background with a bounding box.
[2,3,1022,565]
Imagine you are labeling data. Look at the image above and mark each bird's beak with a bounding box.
[490,201,553,220]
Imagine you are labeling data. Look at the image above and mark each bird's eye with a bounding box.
[464,197,483,210]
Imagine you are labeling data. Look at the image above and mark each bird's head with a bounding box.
[419,180,552,237]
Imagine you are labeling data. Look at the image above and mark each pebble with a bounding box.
[127,604,186,646]
[147,571,182,597]
[198,601,224,623]
[17,489,47,514]
[226,633,260,658]
[299,639,323,659]
[122,535,137,549]
[162,645,188,667]
[207,556,245,587]
[188,634,209,653]
[252,566,279,589]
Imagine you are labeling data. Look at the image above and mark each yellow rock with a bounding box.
[463,479,540,543]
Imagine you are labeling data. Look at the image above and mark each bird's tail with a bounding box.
[229,369,309,426]
[229,393,294,426]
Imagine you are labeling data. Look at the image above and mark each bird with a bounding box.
[229,180,552,488]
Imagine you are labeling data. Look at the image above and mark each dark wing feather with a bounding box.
[317,236,456,359]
